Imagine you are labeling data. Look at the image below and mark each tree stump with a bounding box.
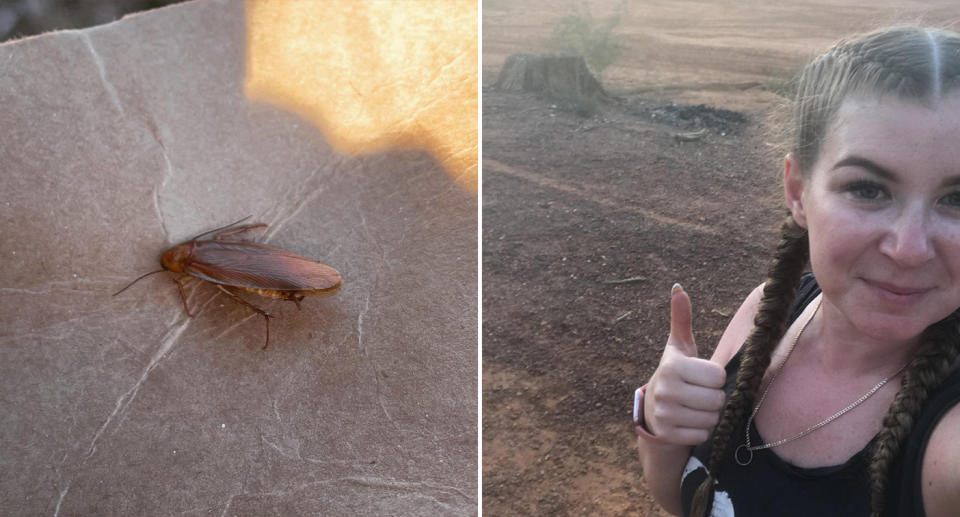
[494,53,608,100]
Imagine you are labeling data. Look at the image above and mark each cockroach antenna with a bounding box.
[112,269,166,296]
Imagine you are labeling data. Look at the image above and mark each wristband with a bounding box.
[633,385,646,423]
[633,384,672,444]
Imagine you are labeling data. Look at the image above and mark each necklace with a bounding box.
[734,297,910,467]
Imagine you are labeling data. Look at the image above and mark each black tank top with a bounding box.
[678,274,960,517]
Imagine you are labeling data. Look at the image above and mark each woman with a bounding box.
[634,26,960,517]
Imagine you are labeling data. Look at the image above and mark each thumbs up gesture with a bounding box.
[642,284,728,446]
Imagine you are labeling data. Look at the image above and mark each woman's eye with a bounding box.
[846,181,887,201]
[940,191,960,209]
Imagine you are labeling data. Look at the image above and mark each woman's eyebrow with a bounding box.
[833,155,960,187]
[832,156,896,180]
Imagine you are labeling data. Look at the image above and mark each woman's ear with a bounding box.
[783,153,808,228]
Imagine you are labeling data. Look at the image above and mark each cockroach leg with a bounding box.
[285,293,305,310]
[174,275,195,317]
[212,224,268,241]
[214,284,273,349]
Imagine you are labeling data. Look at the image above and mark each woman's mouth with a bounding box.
[862,278,932,303]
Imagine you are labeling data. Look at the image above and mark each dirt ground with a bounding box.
[481,1,960,516]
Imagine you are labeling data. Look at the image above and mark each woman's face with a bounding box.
[785,93,960,343]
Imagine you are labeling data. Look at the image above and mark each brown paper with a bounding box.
[0,1,477,515]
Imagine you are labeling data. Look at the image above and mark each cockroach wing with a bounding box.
[184,241,342,293]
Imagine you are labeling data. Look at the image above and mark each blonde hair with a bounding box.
[794,26,960,171]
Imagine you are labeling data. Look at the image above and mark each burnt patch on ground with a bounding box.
[629,100,748,135]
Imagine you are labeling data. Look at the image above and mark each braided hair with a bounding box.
[689,216,808,516]
[690,26,960,517]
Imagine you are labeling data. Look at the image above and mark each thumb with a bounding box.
[668,283,698,357]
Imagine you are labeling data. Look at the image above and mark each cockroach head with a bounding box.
[161,243,191,272]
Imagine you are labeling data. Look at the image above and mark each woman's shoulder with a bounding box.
[708,282,765,366]
[891,363,960,516]
[708,273,819,366]
[922,397,960,517]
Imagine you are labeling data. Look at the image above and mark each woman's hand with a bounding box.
[643,284,728,446]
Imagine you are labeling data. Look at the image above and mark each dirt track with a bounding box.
[482,2,960,515]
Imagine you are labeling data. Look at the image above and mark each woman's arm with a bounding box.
[637,283,764,514]
[922,403,960,517]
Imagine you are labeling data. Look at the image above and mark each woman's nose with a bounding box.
[878,206,935,267]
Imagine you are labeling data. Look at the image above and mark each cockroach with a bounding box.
[113,216,342,349]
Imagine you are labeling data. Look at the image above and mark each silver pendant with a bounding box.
[734,444,754,466]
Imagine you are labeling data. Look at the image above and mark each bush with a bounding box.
[546,5,623,77]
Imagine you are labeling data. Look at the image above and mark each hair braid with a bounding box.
[868,312,960,517]
[689,216,809,517]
